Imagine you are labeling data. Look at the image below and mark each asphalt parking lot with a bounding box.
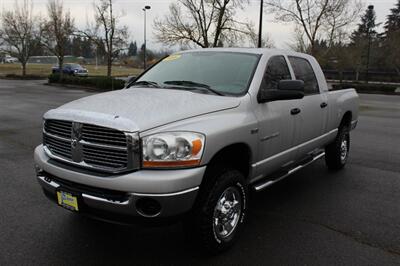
[0,79,399,265]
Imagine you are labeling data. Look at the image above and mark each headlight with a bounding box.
[142,132,205,168]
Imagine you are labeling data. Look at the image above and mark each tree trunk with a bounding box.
[213,5,226,47]
[107,54,112,77]
[22,62,27,77]
[310,41,316,56]
[59,57,64,79]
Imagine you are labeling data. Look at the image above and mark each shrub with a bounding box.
[4,74,47,80]
[48,73,61,83]
[48,74,125,91]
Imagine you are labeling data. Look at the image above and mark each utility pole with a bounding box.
[258,0,264,48]
[366,5,374,84]
[143,5,151,70]
[95,44,98,70]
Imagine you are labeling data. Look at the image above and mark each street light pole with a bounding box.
[258,0,264,48]
[143,5,151,70]
[366,5,374,84]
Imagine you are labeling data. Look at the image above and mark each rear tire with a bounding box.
[325,126,350,170]
[185,167,248,254]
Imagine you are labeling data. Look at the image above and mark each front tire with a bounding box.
[185,167,248,253]
[325,126,350,170]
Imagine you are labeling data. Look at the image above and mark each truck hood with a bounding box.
[44,87,241,132]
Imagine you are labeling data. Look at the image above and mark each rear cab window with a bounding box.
[288,57,319,95]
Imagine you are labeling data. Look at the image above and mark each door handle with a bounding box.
[290,108,301,115]
[320,102,328,108]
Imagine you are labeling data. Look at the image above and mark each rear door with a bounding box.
[288,56,326,158]
[252,55,298,179]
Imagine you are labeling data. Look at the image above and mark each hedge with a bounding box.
[3,74,47,80]
[48,74,125,91]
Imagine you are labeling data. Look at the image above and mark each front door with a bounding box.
[252,55,299,180]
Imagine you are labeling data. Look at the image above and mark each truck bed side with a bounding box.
[325,89,359,133]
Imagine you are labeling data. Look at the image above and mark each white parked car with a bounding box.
[3,56,19,63]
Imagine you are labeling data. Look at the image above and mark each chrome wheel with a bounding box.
[340,137,348,162]
[213,186,242,240]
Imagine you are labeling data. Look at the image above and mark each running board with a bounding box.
[253,152,325,192]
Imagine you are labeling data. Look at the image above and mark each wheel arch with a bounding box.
[204,142,252,180]
[340,111,352,128]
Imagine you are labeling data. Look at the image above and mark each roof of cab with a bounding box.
[177,47,313,59]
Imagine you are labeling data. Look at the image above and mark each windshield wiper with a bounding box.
[163,80,224,96]
[128,80,161,88]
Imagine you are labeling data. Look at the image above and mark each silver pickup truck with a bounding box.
[34,48,359,252]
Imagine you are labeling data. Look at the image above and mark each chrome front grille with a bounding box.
[43,134,72,159]
[44,119,72,139]
[82,144,128,169]
[82,124,127,147]
[43,119,139,173]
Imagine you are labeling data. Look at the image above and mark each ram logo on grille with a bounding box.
[71,139,78,149]
[71,122,83,163]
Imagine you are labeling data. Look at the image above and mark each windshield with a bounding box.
[134,52,260,96]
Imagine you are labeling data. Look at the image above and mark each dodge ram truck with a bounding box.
[34,48,359,252]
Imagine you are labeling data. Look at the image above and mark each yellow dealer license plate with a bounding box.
[57,191,79,211]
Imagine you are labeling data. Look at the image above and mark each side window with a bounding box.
[262,56,291,91]
[288,57,319,95]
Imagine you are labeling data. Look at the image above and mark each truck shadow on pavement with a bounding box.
[48,162,360,264]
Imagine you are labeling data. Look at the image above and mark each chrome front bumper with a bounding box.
[34,145,205,220]
[34,145,205,193]
[37,174,198,220]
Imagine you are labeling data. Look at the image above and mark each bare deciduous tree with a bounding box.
[324,0,363,46]
[81,0,128,77]
[154,0,252,48]
[247,23,275,48]
[40,0,75,78]
[0,0,39,76]
[287,25,308,53]
[265,0,362,54]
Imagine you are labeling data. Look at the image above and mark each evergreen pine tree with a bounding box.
[384,0,400,75]
[128,41,138,56]
[350,6,377,45]
[71,37,82,57]
[81,38,94,58]
[348,6,379,80]
[132,41,137,56]
[384,0,400,35]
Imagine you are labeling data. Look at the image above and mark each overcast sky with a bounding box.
[0,0,397,50]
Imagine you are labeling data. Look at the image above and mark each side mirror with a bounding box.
[127,76,137,83]
[278,80,304,92]
[258,80,305,103]
[125,76,137,87]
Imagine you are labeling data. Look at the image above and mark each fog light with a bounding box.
[34,164,43,175]
[135,197,161,217]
